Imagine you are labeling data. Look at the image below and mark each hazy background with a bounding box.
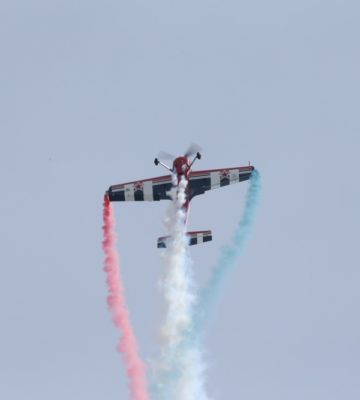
[1,1,359,399]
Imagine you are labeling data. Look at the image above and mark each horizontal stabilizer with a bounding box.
[157,230,212,248]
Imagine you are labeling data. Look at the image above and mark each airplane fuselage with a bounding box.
[172,156,191,213]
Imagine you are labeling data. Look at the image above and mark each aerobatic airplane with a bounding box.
[106,145,255,248]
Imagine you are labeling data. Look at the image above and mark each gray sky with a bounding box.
[1,1,359,399]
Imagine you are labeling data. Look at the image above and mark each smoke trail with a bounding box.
[193,169,261,338]
[153,176,209,400]
[102,195,149,400]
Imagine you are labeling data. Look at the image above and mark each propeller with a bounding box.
[184,143,202,158]
[157,143,203,161]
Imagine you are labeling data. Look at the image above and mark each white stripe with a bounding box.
[210,171,220,188]
[124,184,134,201]
[230,169,239,184]
[197,234,203,244]
[143,181,153,201]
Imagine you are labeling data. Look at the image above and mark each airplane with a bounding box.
[106,145,255,248]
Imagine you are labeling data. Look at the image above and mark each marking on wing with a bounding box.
[210,171,220,189]
[230,169,240,183]
[143,181,154,201]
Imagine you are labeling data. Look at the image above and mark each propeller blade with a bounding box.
[157,150,176,160]
[184,143,202,157]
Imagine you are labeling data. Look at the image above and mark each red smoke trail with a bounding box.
[102,195,149,400]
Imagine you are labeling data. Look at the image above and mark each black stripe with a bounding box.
[108,187,125,201]
[153,182,172,201]
[134,190,144,201]
[189,237,198,246]
[203,235,212,243]
[189,177,211,199]
[239,172,251,182]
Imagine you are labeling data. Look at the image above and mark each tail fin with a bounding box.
[157,230,212,248]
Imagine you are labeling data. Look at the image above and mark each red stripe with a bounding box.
[187,230,212,235]
[110,165,254,189]
[190,166,254,176]
[158,230,211,241]
[111,174,172,189]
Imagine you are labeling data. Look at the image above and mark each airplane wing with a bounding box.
[189,166,254,199]
[108,174,172,201]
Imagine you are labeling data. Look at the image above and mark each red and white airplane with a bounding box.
[106,146,255,248]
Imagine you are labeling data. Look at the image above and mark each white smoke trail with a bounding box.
[153,175,209,400]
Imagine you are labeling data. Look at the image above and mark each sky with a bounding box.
[0,1,359,399]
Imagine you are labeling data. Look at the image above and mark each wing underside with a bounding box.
[189,166,254,199]
[108,166,254,202]
[108,175,172,202]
